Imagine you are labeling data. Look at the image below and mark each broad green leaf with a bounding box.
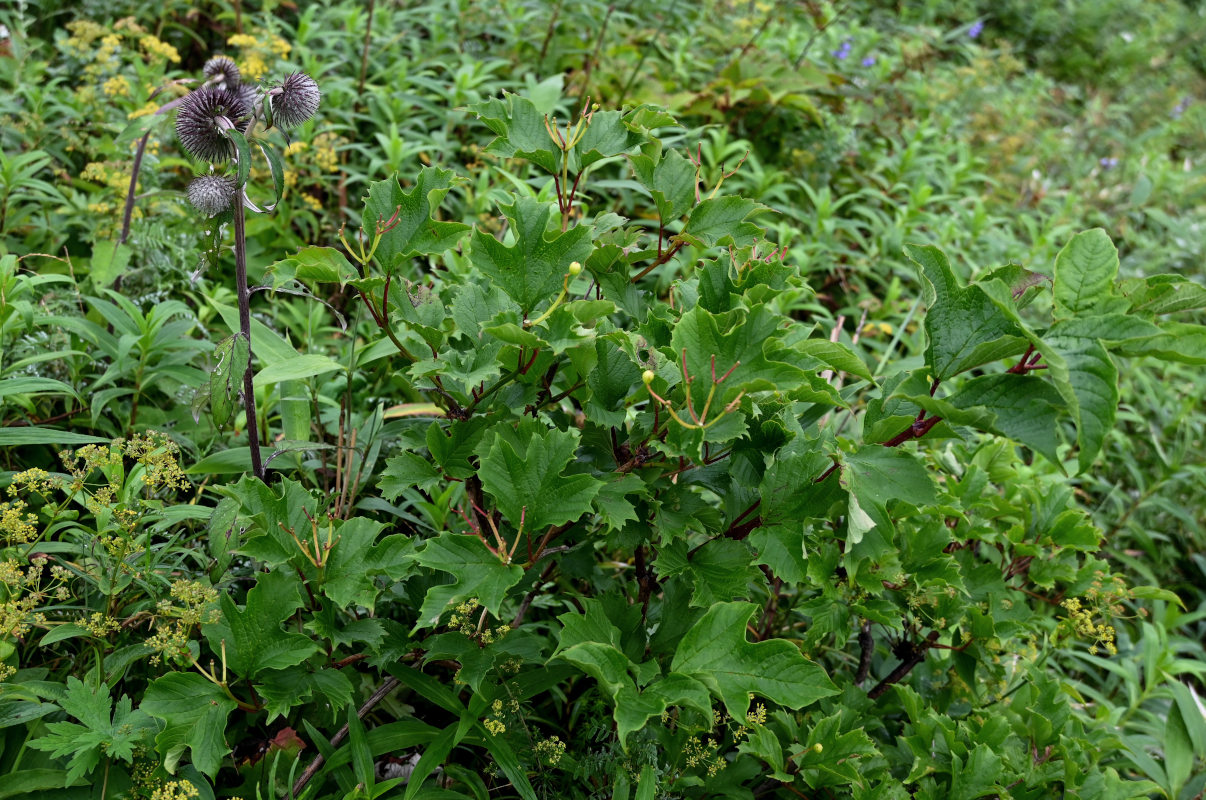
[320,517,410,611]
[466,92,560,174]
[207,332,250,428]
[1119,274,1206,315]
[1115,321,1206,365]
[88,239,131,287]
[469,197,593,315]
[794,338,875,382]
[909,373,1065,464]
[202,568,319,677]
[679,195,766,249]
[585,338,643,427]
[671,601,838,719]
[669,304,824,409]
[141,672,237,778]
[1038,315,1157,472]
[573,110,644,168]
[1052,228,1120,318]
[362,167,470,268]
[262,246,358,288]
[253,353,343,387]
[656,538,762,607]
[629,143,696,222]
[478,426,603,532]
[256,666,354,723]
[379,450,445,498]
[841,446,937,543]
[410,533,523,629]
[904,243,1027,379]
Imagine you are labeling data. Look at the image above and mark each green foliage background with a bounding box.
[1,1,1205,798]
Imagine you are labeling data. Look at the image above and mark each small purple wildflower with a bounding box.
[861,55,877,67]
[1099,157,1119,169]
[1172,97,1190,119]
[968,20,984,39]
[833,40,852,60]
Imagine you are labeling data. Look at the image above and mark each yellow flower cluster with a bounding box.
[0,499,38,544]
[139,35,180,64]
[128,101,158,120]
[0,559,50,639]
[312,132,344,172]
[1061,596,1118,656]
[118,431,190,492]
[684,736,725,776]
[149,781,199,800]
[10,468,60,496]
[63,20,108,55]
[79,611,120,638]
[534,735,566,765]
[226,32,292,83]
[147,580,219,665]
[81,161,132,192]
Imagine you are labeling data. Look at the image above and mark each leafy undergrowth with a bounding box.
[1,1,1205,798]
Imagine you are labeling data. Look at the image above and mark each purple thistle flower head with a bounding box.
[968,20,985,39]
[203,55,240,89]
[175,85,252,164]
[270,72,321,128]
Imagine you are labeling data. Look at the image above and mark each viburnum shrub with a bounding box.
[10,91,1206,798]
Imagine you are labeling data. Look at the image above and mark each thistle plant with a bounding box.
[173,63,321,479]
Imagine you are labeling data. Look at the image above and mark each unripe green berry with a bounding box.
[812,743,823,754]
[568,261,582,276]
[642,370,655,385]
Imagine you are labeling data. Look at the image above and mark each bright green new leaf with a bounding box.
[671,602,838,719]
[1053,228,1121,319]
[410,533,523,629]
[363,167,470,268]
[469,197,593,315]
[467,92,560,173]
[679,195,766,249]
[478,425,603,532]
[262,246,358,289]
[573,110,644,168]
[669,304,822,408]
[253,353,343,387]
[629,145,697,223]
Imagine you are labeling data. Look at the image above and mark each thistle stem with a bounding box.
[232,197,265,480]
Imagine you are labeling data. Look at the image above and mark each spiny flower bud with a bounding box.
[203,55,240,88]
[175,86,251,164]
[270,72,320,128]
[187,174,236,216]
